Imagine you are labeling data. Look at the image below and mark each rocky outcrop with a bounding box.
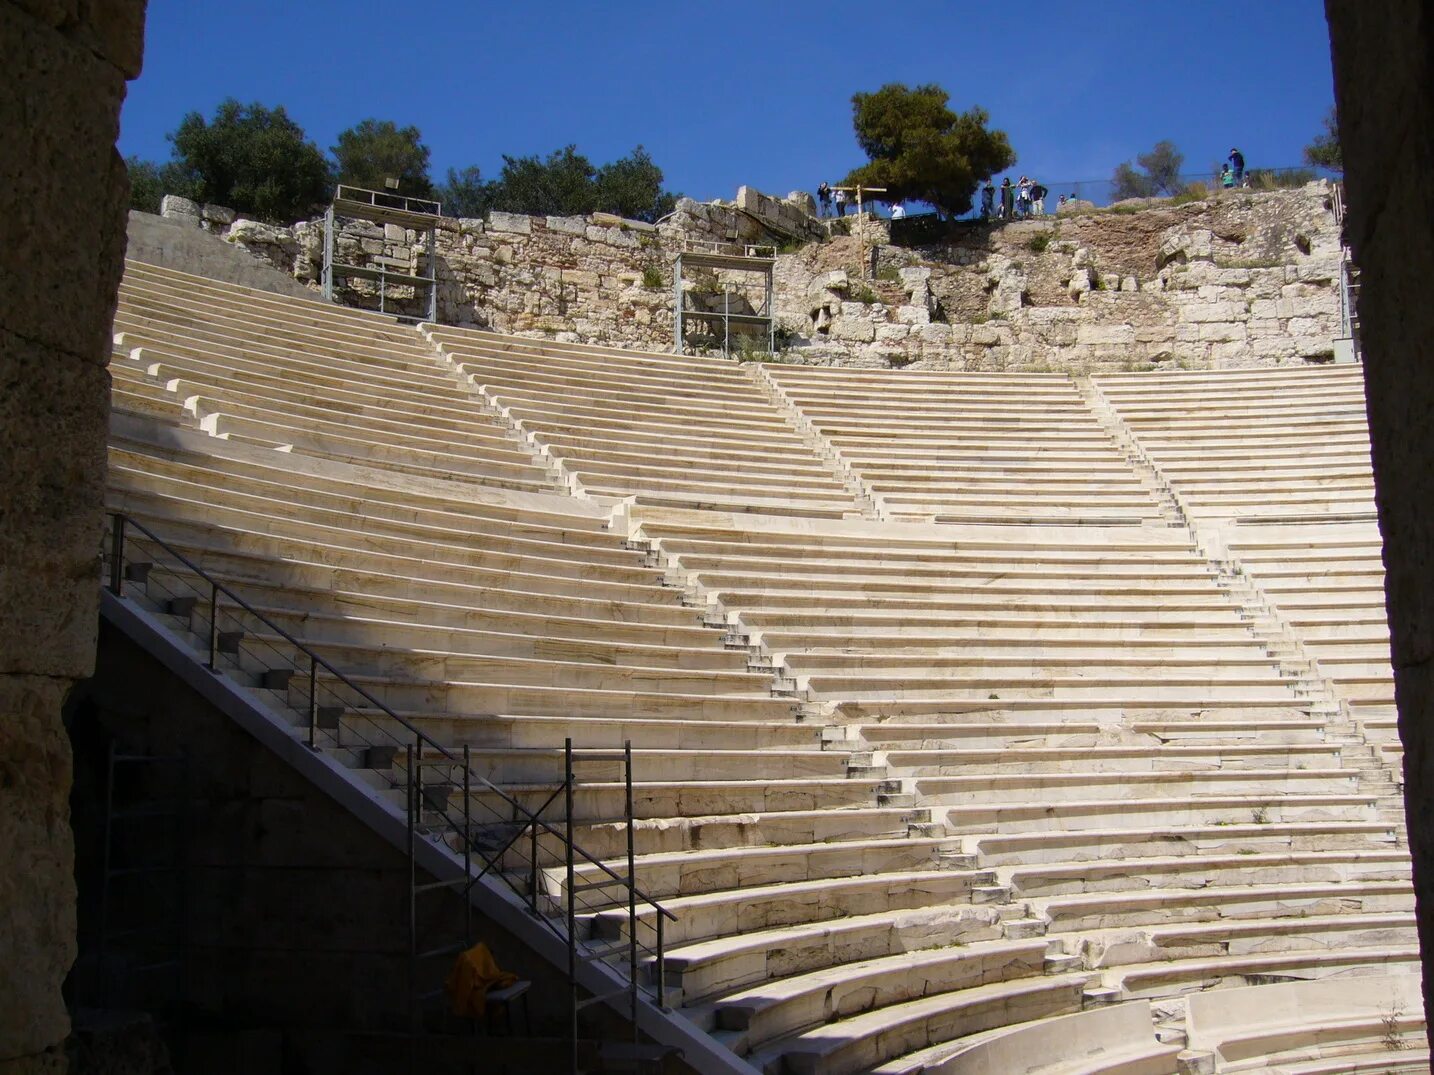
[185,183,1341,372]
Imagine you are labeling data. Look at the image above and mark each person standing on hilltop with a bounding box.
[834,188,848,217]
[1016,175,1032,219]
[998,177,1014,220]
[1228,147,1245,187]
[981,179,996,219]
[817,182,831,218]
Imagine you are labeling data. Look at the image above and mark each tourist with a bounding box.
[834,188,847,217]
[1220,163,1236,190]
[998,177,1014,220]
[890,203,905,220]
[1030,180,1048,217]
[1057,193,1068,208]
[817,181,831,218]
[1016,176,1032,219]
[981,180,996,219]
[1228,147,1245,187]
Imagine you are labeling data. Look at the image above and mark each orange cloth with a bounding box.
[445,941,519,1019]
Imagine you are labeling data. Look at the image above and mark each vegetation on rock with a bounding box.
[1111,140,1185,200]
[1304,106,1343,172]
[332,118,433,198]
[164,99,332,223]
[842,83,1015,217]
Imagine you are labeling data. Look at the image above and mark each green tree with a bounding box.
[126,156,192,213]
[1304,106,1342,172]
[435,165,494,218]
[331,118,433,197]
[841,83,1015,217]
[489,145,598,216]
[1111,139,1184,199]
[593,146,679,222]
[169,99,332,223]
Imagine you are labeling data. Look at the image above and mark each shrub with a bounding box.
[641,265,663,290]
[1027,233,1051,253]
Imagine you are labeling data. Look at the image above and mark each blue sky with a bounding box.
[119,0,1336,203]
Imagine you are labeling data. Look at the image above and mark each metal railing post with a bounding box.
[625,740,638,1043]
[109,514,125,595]
[307,657,318,750]
[565,737,578,1074]
[655,912,667,1011]
[207,582,220,670]
[462,744,472,948]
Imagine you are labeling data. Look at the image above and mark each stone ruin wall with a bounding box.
[160,181,1344,372]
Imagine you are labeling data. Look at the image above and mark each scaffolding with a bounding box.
[673,240,775,357]
[322,184,442,322]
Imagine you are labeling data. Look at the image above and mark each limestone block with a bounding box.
[1099,273,1121,291]
[488,212,532,235]
[1134,325,1176,344]
[564,270,601,289]
[786,191,817,217]
[1247,319,1283,338]
[1157,228,1215,266]
[832,320,876,343]
[839,301,875,319]
[1287,296,1336,318]
[917,323,953,345]
[1076,324,1136,346]
[1288,316,1324,336]
[970,324,1001,345]
[1121,276,1139,292]
[895,304,930,325]
[1067,268,1091,301]
[1249,299,1279,319]
[383,223,405,242]
[1179,301,1245,323]
[1211,267,1253,286]
[159,195,200,225]
[810,270,849,296]
[0,675,78,1062]
[588,225,638,248]
[1197,321,1248,342]
[0,330,107,678]
[546,215,587,236]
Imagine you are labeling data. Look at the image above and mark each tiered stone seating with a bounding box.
[1226,521,1398,764]
[764,365,1164,524]
[423,325,859,517]
[113,260,557,493]
[101,260,1414,1075]
[1094,365,1376,523]
[622,505,1410,1071]
[1184,975,1427,1072]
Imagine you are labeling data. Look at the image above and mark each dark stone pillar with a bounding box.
[1325,2,1434,1061]
[0,2,146,1070]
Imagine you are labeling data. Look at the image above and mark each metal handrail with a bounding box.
[105,511,678,926]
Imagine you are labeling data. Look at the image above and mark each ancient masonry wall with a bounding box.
[164,182,1343,372]
[1,2,146,1073]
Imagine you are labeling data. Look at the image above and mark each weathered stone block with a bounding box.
[487,212,531,235]
[875,323,912,342]
[895,304,930,325]
[0,310,107,675]
[832,320,876,342]
[0,675,78,1062]
[1198,321,1248,342]
[1179,301,1245,323]
[1076,324,1135,346]
[545,215,587,236]
[159,195,199,224]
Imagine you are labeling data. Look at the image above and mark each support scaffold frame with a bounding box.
[322,184,441,323]
[672,240,776,358]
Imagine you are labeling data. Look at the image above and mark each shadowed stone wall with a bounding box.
[0,2,146,1071]
[1325,0,1434,1058]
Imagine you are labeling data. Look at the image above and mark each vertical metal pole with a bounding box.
[565,737,577,1074]
[406,742,417,1075]
[207,582,219,670]
[322,205,335,303]
[109,514,125,595]
[625,740,638,1044]
[307,657,319,750]
[673,253,683,355]
[767,268,775,355]
[655,913,666,1011]
[462,744,472,948]
[427,225,438,323]
[529,810,540,915]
